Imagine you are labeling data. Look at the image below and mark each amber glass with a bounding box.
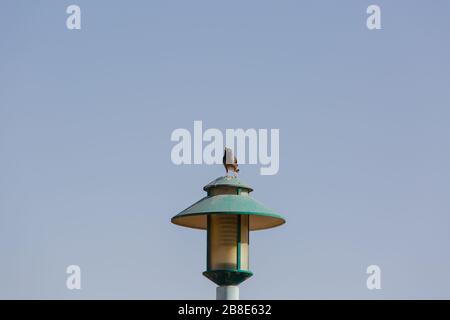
[208,214,250,271]
[239,215,249,270]
[209,214,237,270]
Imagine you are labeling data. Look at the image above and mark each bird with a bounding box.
[223,147,239,177]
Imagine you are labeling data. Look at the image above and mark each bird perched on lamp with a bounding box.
[223,147,239,177]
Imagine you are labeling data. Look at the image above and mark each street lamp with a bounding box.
[171,176,285,300]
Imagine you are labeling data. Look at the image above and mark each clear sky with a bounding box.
[1,0,449,299]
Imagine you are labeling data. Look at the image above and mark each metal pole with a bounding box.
[216,285,239,300]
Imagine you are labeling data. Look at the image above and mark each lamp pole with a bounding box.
[171,176,285,300]
[217,285,239,300]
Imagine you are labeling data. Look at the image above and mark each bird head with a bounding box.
[223,147,233,164]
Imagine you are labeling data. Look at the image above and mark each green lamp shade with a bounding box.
[171,177,285,231]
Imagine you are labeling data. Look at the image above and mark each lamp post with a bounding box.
[171,176,286,300]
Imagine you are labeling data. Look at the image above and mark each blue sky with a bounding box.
[1,0,449,299]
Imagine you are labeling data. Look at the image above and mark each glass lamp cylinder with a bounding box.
[207,214,249,272]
